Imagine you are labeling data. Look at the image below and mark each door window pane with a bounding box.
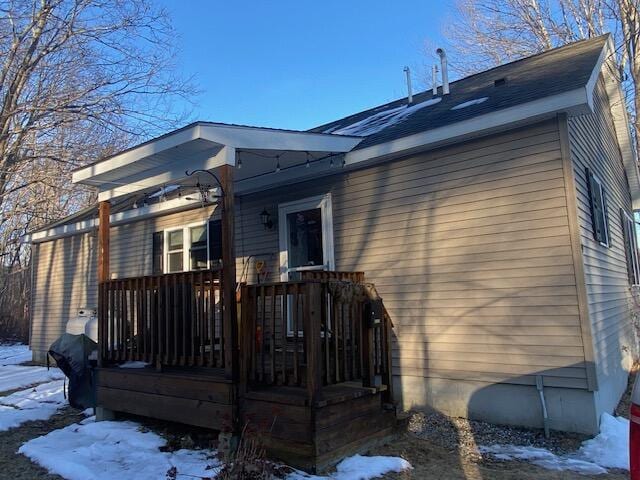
[287,208,323,268]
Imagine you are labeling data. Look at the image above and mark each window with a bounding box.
[586,168,609,247]
[621,209,640,285]
[189,225,208,270]
[152,220,222,274]
[167,229,184,273]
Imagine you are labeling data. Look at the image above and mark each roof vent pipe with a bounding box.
[403,66,413,104]
[436,48,450,95]
[432,65,438,96]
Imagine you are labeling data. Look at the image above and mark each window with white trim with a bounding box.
[621,209,640,285]
[152,220,222,274]
[586,168,609,247]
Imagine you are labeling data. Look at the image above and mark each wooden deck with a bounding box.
[95,271,397,472]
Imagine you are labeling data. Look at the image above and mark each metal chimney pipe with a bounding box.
[436,48,450,95]
[403,66,413,104]
[432,65,438,96]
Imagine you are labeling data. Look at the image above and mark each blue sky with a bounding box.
[159,1,450,130]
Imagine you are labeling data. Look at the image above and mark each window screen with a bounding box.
[621,209,640,285]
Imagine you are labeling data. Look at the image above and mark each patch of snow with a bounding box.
[451,97,489,110]
[328,98,442,137]
[0,365,64,393]
[287,454,412,479]
[0,343,31,365]
[0,380,66,431]
[118,361,150,369]
[479,444,607,475]
[480,413,629,474]
[19,418,221,480]
[578,413,629,470]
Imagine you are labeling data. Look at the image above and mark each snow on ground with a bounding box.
[0,343,31,365]
[20,415,411,480]
[0,364,64,393]
[19,418,221,480]
[326,98,442,136]
[287,454,412,480]
[451,97,489,110]
[480,413,629,474]
[0,379,66,431]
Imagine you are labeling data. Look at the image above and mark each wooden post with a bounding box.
[219,165,238,382]
[305,282,323,405]
[97,201,110,367]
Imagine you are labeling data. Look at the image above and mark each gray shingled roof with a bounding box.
[310,34,608,150]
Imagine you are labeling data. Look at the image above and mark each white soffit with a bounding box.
[72,123,362,191]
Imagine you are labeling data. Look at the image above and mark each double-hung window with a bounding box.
[586,168,609,247]
[152,220,222,274]
[621,209,640,285]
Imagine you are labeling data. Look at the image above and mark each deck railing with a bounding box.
[98,269,225,369]
[239,275,393,404]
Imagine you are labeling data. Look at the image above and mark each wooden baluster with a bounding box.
[350,302,356,381]
[198,271,204,366]
[357,302,364,379]
[239,285,254,395]
[333,296,340,384]
[155,276,162,369]
[173,274,179,366]
[383,315,394,403]
[362,303,375,388]
[340,302,349,381]
[165,274,170,365]
[270,285,276,384]
[323,286,330,385]
[260,285,265,382]
[281,284,287,385]
[209,274,216,367]
[305,282,323,404]
[108,282,115,362]
[292,283,299,385]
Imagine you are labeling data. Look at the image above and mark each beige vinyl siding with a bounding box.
[109,206,218,278]
[31,232,97,360]
[31,118,587,390]
[567,75,637,412]
[236,118,587,389]
[30,207,219,361]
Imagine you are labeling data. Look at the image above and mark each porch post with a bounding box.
[97,201,110,367]
[220,165,238,381]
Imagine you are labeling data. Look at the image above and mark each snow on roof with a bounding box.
[326,97,442,136]
[451,97,489,110]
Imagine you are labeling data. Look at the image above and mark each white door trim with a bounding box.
[278,193,335,281]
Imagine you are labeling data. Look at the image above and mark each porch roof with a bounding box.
[72,122,363,202]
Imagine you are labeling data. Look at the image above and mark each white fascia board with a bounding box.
[345,88,592,166]
[95,146,235,202]
[73,124,205,183]
[26,195,217,244]
[198,124,362,151]
[73,124,362,186]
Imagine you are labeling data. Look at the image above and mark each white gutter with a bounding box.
[24,195,218,244]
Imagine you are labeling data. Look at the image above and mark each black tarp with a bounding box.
[48,333,97,410]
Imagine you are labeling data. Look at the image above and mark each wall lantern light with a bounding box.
[260,209,273,230]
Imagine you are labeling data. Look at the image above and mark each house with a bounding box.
[24,33,640,466]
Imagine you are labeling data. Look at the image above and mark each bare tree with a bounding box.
[0,0,195,339]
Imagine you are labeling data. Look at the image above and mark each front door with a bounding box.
[278,194,335,282]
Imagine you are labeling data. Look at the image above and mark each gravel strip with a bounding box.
[409,411,588,464]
